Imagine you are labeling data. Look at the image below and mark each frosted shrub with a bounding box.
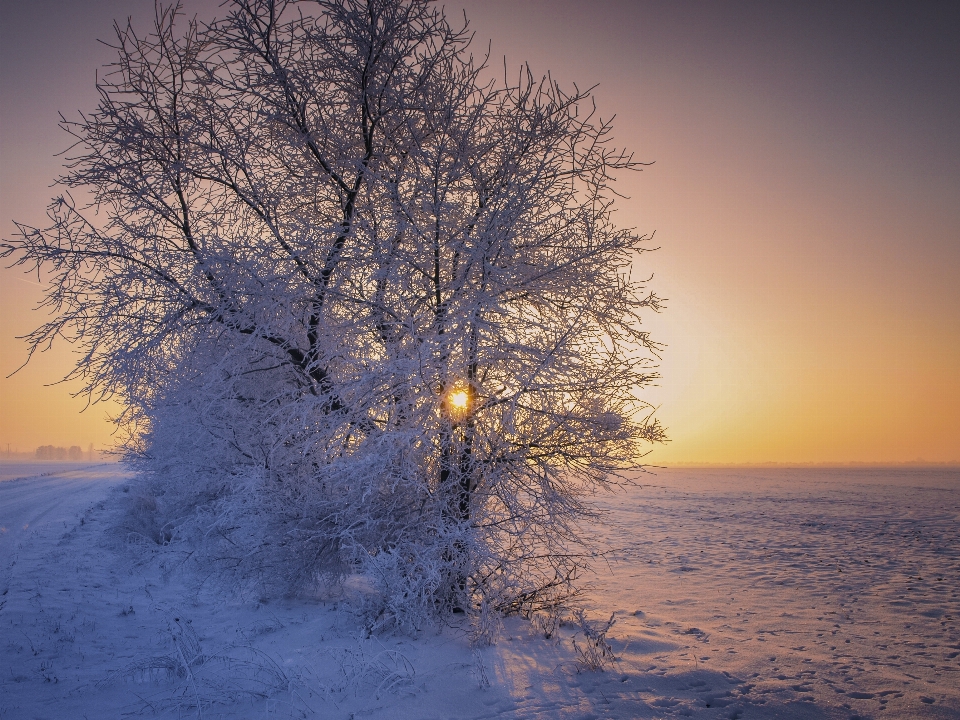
[571,610,617,672]
[3,0,665,629]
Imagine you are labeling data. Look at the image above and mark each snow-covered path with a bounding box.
[0,463,129,560]
[1,466,958,719]
[1,463,136,717]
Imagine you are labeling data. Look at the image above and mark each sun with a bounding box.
[448,389,469,411]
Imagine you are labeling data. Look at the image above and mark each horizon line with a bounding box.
[652,460,960,469]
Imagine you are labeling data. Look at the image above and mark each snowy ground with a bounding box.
[1,464,957,719]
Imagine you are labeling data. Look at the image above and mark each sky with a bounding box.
[1,0,958,464]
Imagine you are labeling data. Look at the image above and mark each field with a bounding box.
[1,464,957,718]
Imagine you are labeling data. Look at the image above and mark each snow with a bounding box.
[0,461,103,484]
[1,464,957,718]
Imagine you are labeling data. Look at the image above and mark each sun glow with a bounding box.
[448,389,469,411]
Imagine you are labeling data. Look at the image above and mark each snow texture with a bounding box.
[2,463,957,719]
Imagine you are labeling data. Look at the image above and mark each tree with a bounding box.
[2,0,664,629]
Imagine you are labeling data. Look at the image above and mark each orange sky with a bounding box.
[2,0,958,463]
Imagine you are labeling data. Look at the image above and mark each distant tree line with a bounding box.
[34,445,94,461]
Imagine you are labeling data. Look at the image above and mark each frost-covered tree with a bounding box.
[3,0,664,627]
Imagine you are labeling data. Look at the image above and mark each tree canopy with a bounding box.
[2,0,664,629]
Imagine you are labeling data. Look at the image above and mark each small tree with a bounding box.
[3,0,664,627]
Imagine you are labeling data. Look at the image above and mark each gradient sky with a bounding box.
[1,0,958,463]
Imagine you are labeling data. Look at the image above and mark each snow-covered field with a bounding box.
[1,464,957,719]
